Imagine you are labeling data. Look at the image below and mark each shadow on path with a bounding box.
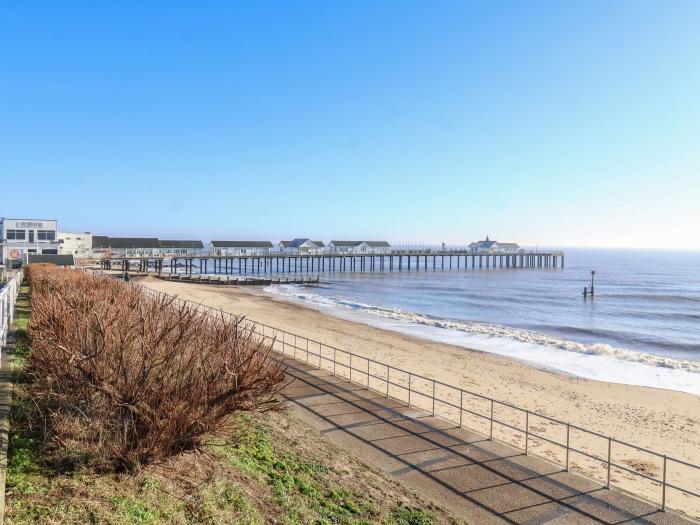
[280,357,694,525]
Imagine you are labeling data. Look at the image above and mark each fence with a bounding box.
[140,284,698,518]
[0,270,23,347]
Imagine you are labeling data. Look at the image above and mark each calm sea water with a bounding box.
[265,249,700,394]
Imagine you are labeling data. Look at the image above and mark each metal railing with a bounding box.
[138,284,698,518]
[0,270,23,347]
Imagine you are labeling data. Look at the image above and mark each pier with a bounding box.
[100,250,565,276]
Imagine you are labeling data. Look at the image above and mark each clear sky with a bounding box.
[1,1,698,249]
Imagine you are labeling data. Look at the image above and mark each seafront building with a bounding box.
[58,232,93,258]
[0,217,59,266]
[328,240,392,254]
[468,235,520,254]
[209,241,273,256]
[91,236,111,257]
[159,240,204,256]
[278,239,325,255]
[92,237,161,258]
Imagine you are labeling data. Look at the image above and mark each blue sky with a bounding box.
[1,1,698,248]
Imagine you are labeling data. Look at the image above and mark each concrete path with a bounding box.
[280,356,695,525]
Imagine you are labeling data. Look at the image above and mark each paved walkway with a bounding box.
[280,356,695,525]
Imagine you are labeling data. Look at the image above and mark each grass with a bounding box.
[4,282,456,525]
[210,413,410,524]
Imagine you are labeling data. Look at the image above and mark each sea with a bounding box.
[263,248,700,395]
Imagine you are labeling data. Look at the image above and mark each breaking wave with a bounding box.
[265,284,700,375]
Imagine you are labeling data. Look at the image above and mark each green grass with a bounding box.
[209,413,433,525]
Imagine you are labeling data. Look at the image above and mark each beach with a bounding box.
[143,277,700,517]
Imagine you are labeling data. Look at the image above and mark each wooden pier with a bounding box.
[101,250,565,276]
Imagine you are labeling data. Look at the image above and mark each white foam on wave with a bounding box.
[264,284,700,395]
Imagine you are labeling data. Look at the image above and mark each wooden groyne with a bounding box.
[101,250,565,276]
[155,273,320,286]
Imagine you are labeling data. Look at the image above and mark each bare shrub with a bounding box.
[24,264,286,472]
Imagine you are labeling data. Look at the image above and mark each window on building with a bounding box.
[38,230,56,241]
[6,229,26,240]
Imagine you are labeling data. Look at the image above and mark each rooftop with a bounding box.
[210,241,274,248]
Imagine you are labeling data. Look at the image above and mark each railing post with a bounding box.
[333,348,336,375]
[661,455,667,512]
[490,399,494,440]
[306,338,309,363]
[408,374,412,407]
[432,380,436,416]
[565,423,570,471]
[350,354,353,383]
[525,411,529,455]
[607,437,612,489]
[386,365,390,397]
[367,359,370,388]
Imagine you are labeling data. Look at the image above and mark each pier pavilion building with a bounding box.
[468,236,521,254]
[209,241,273,256]
[278,239,325,255]
[328,240,392,254]
[92,237,161,258]
[159,240,204,257]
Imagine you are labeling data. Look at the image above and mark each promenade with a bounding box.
[281,356,695,524]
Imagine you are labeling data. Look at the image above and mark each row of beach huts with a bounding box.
[92,238,393,258]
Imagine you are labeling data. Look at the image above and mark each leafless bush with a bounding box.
[24,265,286,472]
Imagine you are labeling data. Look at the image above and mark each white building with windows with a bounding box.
[59,232,93,258]
[328,241,361,254]
[98,237,161,257]
[356,241,391,254]
[159,240,204,256]
[1,218,59,265]
[328,240,391,254]
[278,239,325,255]
[468,236,520,254]
[209,241,273,256]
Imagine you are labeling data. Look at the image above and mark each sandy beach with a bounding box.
[142,277,700,517]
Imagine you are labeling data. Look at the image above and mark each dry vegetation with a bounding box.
[5,265,451,524]
[23,264,285,472]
